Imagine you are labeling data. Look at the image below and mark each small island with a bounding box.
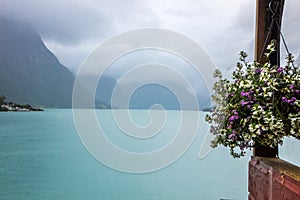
[0,95,43,112]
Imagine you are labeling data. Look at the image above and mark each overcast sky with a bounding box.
[1,0,299,76]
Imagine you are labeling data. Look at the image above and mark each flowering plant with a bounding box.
[205,41,300,158]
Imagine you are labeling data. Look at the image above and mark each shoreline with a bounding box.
[0,102,43,112]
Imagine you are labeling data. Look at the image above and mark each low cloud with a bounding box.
[1,0,299,74]
[0,0,113,45]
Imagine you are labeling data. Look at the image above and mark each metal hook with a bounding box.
[269,0,281,17]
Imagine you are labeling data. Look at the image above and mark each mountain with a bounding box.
[0,17,74,107]
[96,77,182,110]
[96,75,117,107]
[0,17,109,108]
[95,75,211,110]
[0,17,210,110]
[127,84,211,110]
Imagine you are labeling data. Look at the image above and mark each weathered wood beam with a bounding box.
[254,0,285,157]
[255,0,285,64]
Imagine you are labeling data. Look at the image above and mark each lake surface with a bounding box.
[1,109,298,200]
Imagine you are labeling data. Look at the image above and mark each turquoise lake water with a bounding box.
[0,109,299,200]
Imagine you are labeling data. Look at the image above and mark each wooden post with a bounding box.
[254,0,285,157]
[250,3,300,199]
[255,0,285,64]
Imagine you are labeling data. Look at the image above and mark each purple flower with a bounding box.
[290,85,295,90]
[282,96,297,104]
[289,97,297,104]
[228,133,237,141]
[241,91,249,97]
[229,116,235,121]
[247,105,252,109]
[229,115,238,121]
[229,111,239,121]
[241,101,249,106]
[255,68,262,73]
[277,67,283,73]
[228,134,234,139]
[282,97,288,103]
[295,90,300,93]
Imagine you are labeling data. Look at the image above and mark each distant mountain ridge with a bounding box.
[95,75,211,110]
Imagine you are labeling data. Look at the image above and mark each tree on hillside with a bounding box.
[0,95,6,105]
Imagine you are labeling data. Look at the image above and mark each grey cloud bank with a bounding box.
[0,0,299,75]
[0,0,111,45]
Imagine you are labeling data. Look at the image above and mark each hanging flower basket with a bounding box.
[205,41,300,158]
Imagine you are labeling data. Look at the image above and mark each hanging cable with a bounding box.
[258,0,279,63]
[270,0,296,69]
[270,0,281,65]
[258,15,275,63]
[258,0,295,68]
